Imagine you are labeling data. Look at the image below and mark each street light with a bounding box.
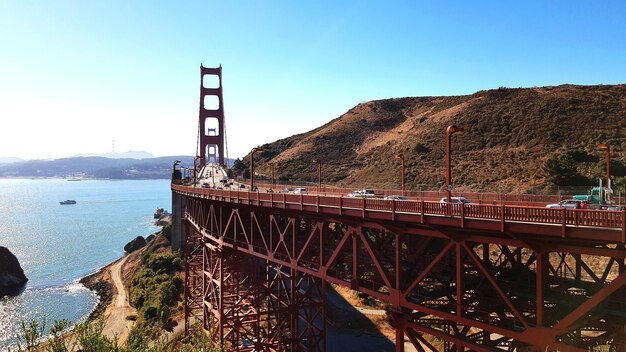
[312,159,321,193]
[250,147,263,191]
[446,125,464,202]
[395,154,405,195]
[599,143,610,186]
[270,163,276,187]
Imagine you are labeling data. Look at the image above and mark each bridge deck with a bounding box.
[172,184,625,244]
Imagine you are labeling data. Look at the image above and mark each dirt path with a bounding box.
[101,255,136,345]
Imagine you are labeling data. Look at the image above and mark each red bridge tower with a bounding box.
[198,65,226,167]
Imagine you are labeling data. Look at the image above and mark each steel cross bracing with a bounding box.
[185,204,326,351]
[177,187,626,351]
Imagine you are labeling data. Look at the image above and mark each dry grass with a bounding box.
[249,84,626,192]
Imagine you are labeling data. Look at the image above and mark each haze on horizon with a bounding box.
[1,1,624,161]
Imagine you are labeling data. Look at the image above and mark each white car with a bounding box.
[440,197,471,204]
[347,189,377,198]
[293,188,308,195]
[384,195,409,201]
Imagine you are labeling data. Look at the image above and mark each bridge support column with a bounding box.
[184,220,204,335]
[171,191,185,252]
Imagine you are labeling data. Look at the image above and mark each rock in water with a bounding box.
[0,246,28,297]
[124,236,147,253]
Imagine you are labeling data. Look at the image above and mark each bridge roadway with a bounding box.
[174,182,625,245]
[174,178,626,351]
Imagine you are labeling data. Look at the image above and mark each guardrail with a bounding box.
[172,184,625,235]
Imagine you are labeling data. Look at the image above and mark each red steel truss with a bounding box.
[180,188,625,351]
[185,205,325,351]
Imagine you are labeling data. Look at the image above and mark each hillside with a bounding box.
[244,84,626,193]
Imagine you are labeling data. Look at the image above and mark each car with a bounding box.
[384,195,409,201]
[440,197,471,204]
[545,199,589,209]
[293,188,308,195]
[347,189,377,198]
[282,187,294,194]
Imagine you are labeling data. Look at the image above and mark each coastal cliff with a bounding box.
[0,246,28,296]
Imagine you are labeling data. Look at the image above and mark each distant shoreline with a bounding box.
[0,177,171,180]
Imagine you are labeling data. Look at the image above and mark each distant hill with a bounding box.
[0,157,25,164]
[73,151,155,159]
[0,156,196,179]
[240,84,626,193]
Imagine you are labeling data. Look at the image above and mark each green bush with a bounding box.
[161,224,172,240]
[172,277,184,291]
[143,252,182,274]
[16,317,220,351]
[158,282,179,307]
[142,305,159,320]
[130,250,183,328]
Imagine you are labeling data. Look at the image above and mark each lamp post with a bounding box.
[270,163,276,187]
[395,154,405,195]
[250,147,263,191]
[446,125,465,202]
[312,159,321,193]
[599,143,610,186]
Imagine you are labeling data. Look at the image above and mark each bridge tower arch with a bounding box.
[198,65,226,167]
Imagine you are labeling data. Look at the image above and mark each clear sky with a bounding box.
[1,1,624,160]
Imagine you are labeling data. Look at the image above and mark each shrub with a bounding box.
[161,224,172,240]
[142,305,159,320]
[158,282,179,307]
[144,252,181,274]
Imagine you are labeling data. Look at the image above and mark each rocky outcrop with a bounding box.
[153,208,170,219]
[79,272,113,321]
[155,215,171,226]
[124,236,147,253]
[0,246,28,296]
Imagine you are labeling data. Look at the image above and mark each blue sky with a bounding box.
[1,1,624,160]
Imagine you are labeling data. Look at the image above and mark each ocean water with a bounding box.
[0,178,171,348]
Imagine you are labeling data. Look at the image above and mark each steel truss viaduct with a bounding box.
[177,185,626,352]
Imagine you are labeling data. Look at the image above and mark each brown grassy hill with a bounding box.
[246,84,626,193]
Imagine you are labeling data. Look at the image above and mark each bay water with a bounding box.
[0,178,171,348]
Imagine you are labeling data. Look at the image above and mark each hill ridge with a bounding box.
[243,84,626,193]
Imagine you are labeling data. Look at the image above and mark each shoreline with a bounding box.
[78,256,122,321]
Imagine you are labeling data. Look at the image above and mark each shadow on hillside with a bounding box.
[325,285,395,351]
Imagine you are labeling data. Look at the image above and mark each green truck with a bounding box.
[573,180,623,210]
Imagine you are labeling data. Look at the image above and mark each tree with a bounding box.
[542,152,593,186]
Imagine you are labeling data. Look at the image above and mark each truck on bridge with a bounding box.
[573,179,624,210]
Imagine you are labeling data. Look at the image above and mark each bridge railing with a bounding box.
[173,185,625,232]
